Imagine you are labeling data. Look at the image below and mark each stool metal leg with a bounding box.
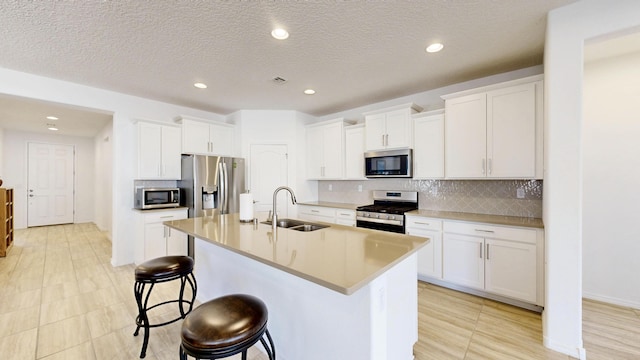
[134,280,155,358]
[260,329,276,360]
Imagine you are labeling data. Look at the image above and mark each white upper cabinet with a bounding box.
[177,116,235,156]
[364,103,422,151]
[344,124,366,179]
[306,119,351,179]
[442,76,543,179]
[136,121,182,180]
[412,110,445,179]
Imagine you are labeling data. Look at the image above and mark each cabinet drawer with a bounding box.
[443,221,536,244]
[336,210,356,220]
[298,206,335,218]
[143,210,188,224]
[405,216,442,231]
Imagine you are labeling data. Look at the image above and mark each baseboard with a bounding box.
[418,276,543,312]
[543,336,586,359]
[583,292,640,310]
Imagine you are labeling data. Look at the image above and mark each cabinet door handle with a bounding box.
[488,158,492,175]
[381,134,385,146]
[385,134,389,146]
[486,243,490,260]
[479,243,483,259]
[482,159,486,175]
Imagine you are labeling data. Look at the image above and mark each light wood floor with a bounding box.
[0,224,639,359]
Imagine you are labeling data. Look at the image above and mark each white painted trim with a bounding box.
[583,293,640,310]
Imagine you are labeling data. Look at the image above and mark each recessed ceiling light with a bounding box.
[271,28,289,40]
[426,43,444,53]
[46,116,58,120]
[194,82,207,89]
[304,89,316,95]
[47,123,58,131]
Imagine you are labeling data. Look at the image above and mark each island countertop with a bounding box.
[164,213,428,295]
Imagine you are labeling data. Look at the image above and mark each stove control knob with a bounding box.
[375,214,380,219]
[389,215,395,220]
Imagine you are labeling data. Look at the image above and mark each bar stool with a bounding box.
[180,294,276,360]
[133,255,197,358]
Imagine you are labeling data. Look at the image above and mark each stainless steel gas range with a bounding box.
[356,191,418,233]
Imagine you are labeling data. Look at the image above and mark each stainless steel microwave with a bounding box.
[364,149,413,178]
[134,187,181,209]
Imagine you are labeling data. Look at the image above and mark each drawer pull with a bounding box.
[160,216,174,219]
[339,213,350,216]
[311,210,320,213]
[474,229,494,233]
[415,222,430,226]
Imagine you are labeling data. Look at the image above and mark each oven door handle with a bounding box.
[356,216,404,226]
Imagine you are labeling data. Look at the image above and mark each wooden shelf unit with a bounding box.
[0,188,14,257]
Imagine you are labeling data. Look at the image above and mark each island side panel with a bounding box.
[194,237,418,360]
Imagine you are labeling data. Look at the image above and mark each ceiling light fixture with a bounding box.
[47,123,58,131]
[426,43,444,53]
[194,82,207,89]
[46,116,58,120]
[304,89,316,95]
[271,28,289,40]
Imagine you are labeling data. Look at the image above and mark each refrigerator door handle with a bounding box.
[219,162,229,213]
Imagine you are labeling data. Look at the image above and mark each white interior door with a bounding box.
[27,142,75,227]
[249,144,288,219]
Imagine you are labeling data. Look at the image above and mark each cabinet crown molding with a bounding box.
[412,109,444,118]
[306,117,355,128]
[441,74,543,100]
[362,102,423,116]
[174,115,233,127]
[131,118,180,127]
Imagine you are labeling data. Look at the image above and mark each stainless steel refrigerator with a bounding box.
[179,154,246,255]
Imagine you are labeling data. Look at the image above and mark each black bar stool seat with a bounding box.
[134,255,197,358]
[180,294,276,360]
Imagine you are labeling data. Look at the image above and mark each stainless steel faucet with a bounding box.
[271,186,297,232]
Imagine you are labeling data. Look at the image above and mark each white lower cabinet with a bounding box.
[405,216,442,279]
[135,209,188,264]
[335,209,356,227]
[442,220,541,304]
[298,205,356,227]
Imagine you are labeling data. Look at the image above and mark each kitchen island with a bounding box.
[164,213,428,360]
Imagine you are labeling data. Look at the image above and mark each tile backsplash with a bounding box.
[317,179,542,218]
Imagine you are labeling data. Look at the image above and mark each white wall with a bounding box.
[544,0,640,358]
[583,51,640,308]
[0,67,227,266]
[232,109,317,218]
[3,130,96,228]
[0,127,4,179]
[94,121,113,237]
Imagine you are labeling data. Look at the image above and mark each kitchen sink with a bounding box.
[261,219,328,231]
[289,224,329,232]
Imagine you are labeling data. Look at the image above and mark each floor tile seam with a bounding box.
[461,302,485,360]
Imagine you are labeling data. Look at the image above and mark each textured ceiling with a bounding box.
[0,1,580,136]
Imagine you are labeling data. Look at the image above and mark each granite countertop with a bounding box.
[296,201,364,210]
[405,209,544,229]
[164,213,428,295]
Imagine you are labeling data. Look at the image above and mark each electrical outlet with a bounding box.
[328,184,333,191]
[357,184,363,192]
[516,188,525,199]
